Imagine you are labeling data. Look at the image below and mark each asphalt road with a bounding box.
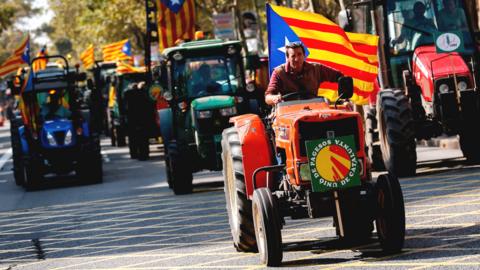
[0,123,479,270]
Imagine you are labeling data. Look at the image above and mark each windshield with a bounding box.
[173,56,241,98]
[37,89,71,121]
[387,0,474,53]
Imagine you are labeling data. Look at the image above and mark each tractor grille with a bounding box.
[196,110,233,134]
[53,131,66,145]
[298,117,360,157]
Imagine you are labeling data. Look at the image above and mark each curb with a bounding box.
[417,136,460,149]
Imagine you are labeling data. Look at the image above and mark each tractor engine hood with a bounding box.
[41,120,75,148]
[412,45,470,82]
[191,95,235,111]
[412,45,473,102]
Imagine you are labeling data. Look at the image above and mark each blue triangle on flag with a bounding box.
[122,41,131,56]
[267,4,309,75]
[22,40,30,64]
[161,0,185,14]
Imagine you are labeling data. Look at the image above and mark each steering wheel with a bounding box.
[282,91,317,102]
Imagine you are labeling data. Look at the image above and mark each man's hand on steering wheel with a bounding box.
[282,91,317,101]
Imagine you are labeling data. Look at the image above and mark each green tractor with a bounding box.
[158,39,260,195]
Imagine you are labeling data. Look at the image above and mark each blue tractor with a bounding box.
[10,56,103,190]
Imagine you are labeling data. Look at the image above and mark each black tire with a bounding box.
[375,173,405,254]
[459,126,480,162]
[252,188,282,267]
[221,127,257,252]
[337,190,373,244]
[10,121,24,186]
[24,157,41,191]
[364,106,385,171]
[377,89,416,177]
[168,143,193,195]
[78,149,103,184]
[116,126,126,147]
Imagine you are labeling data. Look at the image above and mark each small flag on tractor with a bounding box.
[266,4,379,105]
[32,46,48,72]
[116,61,146,74]
[0,34,30,78]
[102,39,132,62]
[156,0,195,51]
[80,44,95,70]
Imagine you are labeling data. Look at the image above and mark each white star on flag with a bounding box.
[171,0,181,5]
[278,36,290,54]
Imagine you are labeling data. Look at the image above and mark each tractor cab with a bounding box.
[159,39,260,194]
[10,55,102,190]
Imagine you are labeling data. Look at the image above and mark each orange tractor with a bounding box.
[222,77,406,266]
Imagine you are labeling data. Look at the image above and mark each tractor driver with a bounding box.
[265,41,342,105]
[192,64,222,96]
[40,90,71,120]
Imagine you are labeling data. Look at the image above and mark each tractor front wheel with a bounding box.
[377,89,416,176]
[167,143,193,195]
[375,173,405,254]
[459,126,480,162]
[222,127,257,252]
[252,188,282,267]
[24,157,41,191]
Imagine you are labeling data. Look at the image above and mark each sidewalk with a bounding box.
[417,135,460,149]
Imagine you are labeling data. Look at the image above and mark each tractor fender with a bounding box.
[229,114,273,199]
[159,108,173,146]
[18,126,28,154]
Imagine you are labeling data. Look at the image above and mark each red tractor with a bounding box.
[342,0,480,175]
[222,77,406,266]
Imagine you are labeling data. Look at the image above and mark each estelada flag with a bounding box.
[102,39,132,62]
[116,61,146,74]
[156,0,195,51]
[80,44,95,70]
[0,35,30,78]
[32,46,48,72]
[267,4,379,105]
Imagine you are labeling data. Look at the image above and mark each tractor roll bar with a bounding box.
[31,55,69,72]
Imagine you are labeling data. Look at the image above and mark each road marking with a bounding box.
[0,148,12,171]
[101,151,110,163]
[0,179,7,183]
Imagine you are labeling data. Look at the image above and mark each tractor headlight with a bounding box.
[219,107,237,117]
[47,132,57,146]
[196,110,212,119]
[457,81,468,91]
[299,163,311,182]
[439,83,450,94]
[64,130,73,145]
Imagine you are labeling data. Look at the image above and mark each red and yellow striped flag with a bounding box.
[267,4,379,105]
[156,0,195,51]
[32,46,48,72]
[116,61,146,74]
[0,35,30,78]
[80,44,95,69]
[102,39,132,62]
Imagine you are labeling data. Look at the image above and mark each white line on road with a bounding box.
[101,151,110,163]
[0,148,12,171]
[0,179,7,183]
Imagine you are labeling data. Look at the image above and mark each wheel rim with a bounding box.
[253,203,266,257]
[377,189,387,239]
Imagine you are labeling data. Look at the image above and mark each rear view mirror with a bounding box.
[338,76,353,99]
[245,54,260,70]
[87,78,94,89]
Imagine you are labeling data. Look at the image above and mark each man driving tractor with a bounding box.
[40,90,71,120]
[264,41,343,105]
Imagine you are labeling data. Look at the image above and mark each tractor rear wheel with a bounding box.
[78,151,103,184]
[222,127,257,252]
[375,173,405,254]
[252,188,282,267]
[364,106,385,171]
[168,143,193,195]
[377,89,416,176]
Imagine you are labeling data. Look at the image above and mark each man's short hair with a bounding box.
[285,41,305,57]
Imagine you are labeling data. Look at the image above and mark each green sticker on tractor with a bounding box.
[305,135,360,192]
